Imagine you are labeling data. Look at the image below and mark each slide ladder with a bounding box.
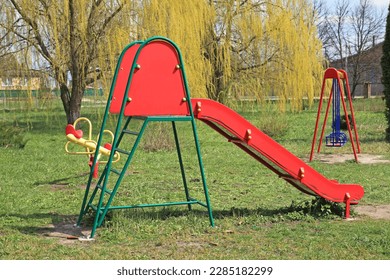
[76,37,214,239]
[74,37,364,238]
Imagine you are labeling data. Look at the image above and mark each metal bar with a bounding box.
[172,121,192,211]
[110,168,121,175]
[146,116,193,122]
[78,164,108,220]
[115,148,131,155]
[341,70,361,153]
[155,35,215,227]
[89,114,130,237]
[97,119,149,227]
[317,86,334,153]
[117,117,132,144]
[122,129,139,135]
[88,204,103,215]
[97,184,112,194]
[190,117,214,227]
[338,78,359,162]
[77,42,142,231]
[334,79,339,135]
[344,193,351,219]
[89,40,147,237]
[83,37,217,236]
[107,200,200,210]
[309,75,328,161]
[196,201,208,208]
[172,41,215,226]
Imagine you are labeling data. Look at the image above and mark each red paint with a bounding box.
[310,68,361,162]
[88,156,99,179]
[65,124,83,139]
[109,40,189,116]
[109,43,140,114]
[345,193,351,219]
[191,98,364,205]
[103,39,363,214]
[103,143,112,150]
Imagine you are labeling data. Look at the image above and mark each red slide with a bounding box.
[191,98,364,213]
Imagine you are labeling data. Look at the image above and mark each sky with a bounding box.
[371,0,390,8]
[322,0,390,9]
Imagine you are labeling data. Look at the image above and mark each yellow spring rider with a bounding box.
[65,117,120,178]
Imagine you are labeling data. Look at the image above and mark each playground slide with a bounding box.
[191,98,364,205]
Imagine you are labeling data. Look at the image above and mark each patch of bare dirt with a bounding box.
[355,205,390,220]
[38,216,92,243]
[309,153,390,164]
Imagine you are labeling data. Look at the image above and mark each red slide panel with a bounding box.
[191,98,364,205]
[109,40,189,116]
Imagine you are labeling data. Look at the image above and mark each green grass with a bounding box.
[1,98,390,259]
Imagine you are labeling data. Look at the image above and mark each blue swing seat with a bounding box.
[325,131,348,147]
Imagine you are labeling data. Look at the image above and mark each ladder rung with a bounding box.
[88,204,103,214]
[115,148,130,155]
[97,184,112,194]
[122,129,139,135]
[110,168,121,175]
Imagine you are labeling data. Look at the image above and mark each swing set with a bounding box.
[309,68,361,162]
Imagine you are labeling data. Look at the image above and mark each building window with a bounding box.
[20,77,28,86]
[1,77,13,86]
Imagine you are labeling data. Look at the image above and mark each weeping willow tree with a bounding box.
[139,0,324,111]
[138,0,214,99]
[1,0,134,124]
[208,0,324,110]
[1,0,324,123]
[263,0,324,111]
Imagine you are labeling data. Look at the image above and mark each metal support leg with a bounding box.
[344,193,351,219]
[172,121,192,210]
[190,119,214,227]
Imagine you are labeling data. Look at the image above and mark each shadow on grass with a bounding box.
[3,205,294,237]
[2,212,88,238]
[101,204,308,223]
[33,172,90,187]
[5,198,342,239]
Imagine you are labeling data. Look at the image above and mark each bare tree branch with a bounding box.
[9,0,54,65]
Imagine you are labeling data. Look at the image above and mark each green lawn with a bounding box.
[1,98,390,259]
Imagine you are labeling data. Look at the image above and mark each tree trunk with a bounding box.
[60,81,84,124]
[64,0,83,125]
[60,83,72,124]
[204,37,227,104]
[69,79,85,124]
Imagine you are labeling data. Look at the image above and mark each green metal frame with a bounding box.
[76,37,214,238]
